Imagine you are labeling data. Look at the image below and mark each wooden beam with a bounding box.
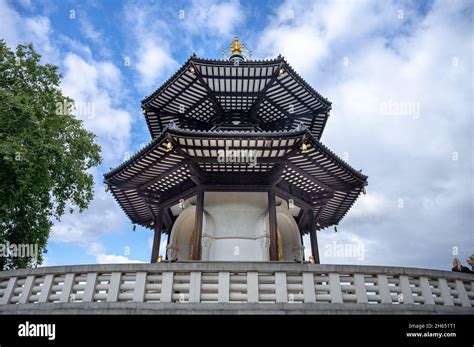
[188,161,207,185]
[274,78,315,112]
[248,62,284,120]
[267,163,286,185]
[190,62,225,118]
[165,232,171,260]
[176,144,296,151]
[158,180,198,209]
[308,210,320,264]
[192,190,205,260]
[150,208,163,263]
[297,209,308,233]
[268,190,278,261]
[138,162,189,191]
[274,183,313,210]
[149,108,212,131]
[198,172,269,186]
[200,75,272,80]
[285,161,335,193]
[314,206,325,226]
[163,208,174,234]
[200,184,273,192]
[189,157,286,164]
[143,68,200,110]
[300,150,358,190]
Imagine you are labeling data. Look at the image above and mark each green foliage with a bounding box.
[0,40,102,270]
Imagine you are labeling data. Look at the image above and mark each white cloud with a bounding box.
[121,0,244,89]
[78,15,112,57]
[38,258,56,267]
[135,39,177,90]
[350,192,391,218]
[95,254,143,264]
[61,53,132,162]
[184,0,245,36]
[50,174,128,245]
[0,0,59,63]
[80,17,101,42]
[123,2,178,90]
[57,34,93,59]
[88,242,143,264]
[16,0,32,9]
[256,0,409,75]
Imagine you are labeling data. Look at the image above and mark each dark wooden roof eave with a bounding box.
[104,127,368,188]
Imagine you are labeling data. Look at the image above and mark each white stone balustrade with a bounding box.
[0,262,472,314]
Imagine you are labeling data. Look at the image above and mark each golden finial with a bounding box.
[230,37,244,54]
[222,37,252,61]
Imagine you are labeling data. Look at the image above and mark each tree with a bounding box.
[0,41,102,270]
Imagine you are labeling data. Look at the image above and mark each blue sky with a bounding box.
[1,0,472,269]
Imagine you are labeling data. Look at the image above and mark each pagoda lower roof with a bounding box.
[104,127,368,232]
[141,56,332,140]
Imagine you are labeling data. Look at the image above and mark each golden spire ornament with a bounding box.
[222,37,252,61]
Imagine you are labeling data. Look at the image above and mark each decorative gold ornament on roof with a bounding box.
[222,37,252,61]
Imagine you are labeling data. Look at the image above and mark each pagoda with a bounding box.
[104,38,368,264]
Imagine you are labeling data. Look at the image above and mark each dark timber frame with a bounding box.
[268,190,278,261]
[308,209,320,263]
[150,208,163,263]
[192,190,205,260]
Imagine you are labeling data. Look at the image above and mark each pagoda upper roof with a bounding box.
[141,56,332,140]
[104,126,367,232]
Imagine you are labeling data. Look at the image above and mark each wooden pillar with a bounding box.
[165,231,171,261]
[150,208,163,263]
[308,209,320,264]
[192,190,204,260]
[268,190,278,261]
[300,232,305,261]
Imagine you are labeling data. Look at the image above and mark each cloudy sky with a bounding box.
[1,0,472,270]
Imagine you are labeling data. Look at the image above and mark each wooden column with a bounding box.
[192,190,204,260]
[165,232,171,261]
[268,190,278,261]
[308,209,320,264]
[150,208,163,263]
[300,232,305,261]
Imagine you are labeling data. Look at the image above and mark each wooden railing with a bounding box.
[0,262,473,310]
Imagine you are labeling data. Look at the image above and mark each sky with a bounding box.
[0,0,472,270]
